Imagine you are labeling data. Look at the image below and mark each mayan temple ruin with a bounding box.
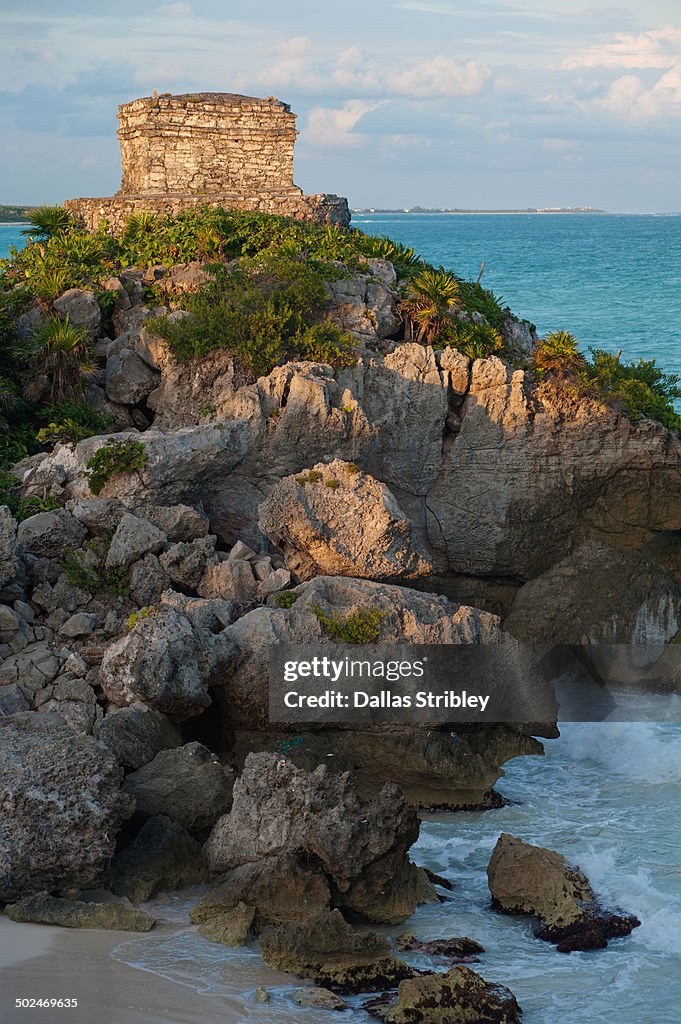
[65,92,350,231]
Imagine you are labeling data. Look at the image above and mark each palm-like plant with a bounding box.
[24,317,93,402]
[22,206,72,240]
[399,268,460,344]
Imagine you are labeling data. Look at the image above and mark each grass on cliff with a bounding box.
[534,330,681,432]
[146,257,357,376]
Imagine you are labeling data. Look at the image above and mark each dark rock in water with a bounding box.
[488,833,640,952]
[197,901,255,946]
[123,742,234,832]
[204,752,432,925]
[191,852,331,930]
[260,909,416,995]
[395,932,485,960]
[4,892,155,932]
[364,964,522,1023]
[109,815,207,904]
[293,986,349,1011]
[539,910,641,954]
[0,712,133,902]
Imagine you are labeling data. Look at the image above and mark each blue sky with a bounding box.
[1,0,680,210]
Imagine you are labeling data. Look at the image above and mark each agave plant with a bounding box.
[399,267,460,344]
[534,330,587,378]
[21,206,72,240]
[24,317,93,402]
[123,211,159,239]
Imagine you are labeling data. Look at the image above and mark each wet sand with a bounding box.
[0,917,246,1024]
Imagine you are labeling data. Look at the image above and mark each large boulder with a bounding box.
[123,743,234,832]
[94,703,182,769]
[219,575,502,729]
[17,509,87,558]
[365,965,522,1023]
[505,540,681,657]
[260,909,414,994]
[99,591,235,719]
[190,851,331,931]
[0,713,133,901]
[109,815,207,903]
[0,506,20,587]
[426,358,681,579]
[105,348,160,406]
[487,833,640,952]
[105,512,166,569]
[52,288,101,338]
[204,752,431,925]
[258,459,432,581]
[4,892,154,932]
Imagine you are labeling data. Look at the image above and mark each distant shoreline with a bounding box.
[353,208,606,216]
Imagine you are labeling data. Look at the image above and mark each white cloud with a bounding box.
[155,3,192,15]
[563,25,681,70]
[305,100,385,147]
[241,38,491,99]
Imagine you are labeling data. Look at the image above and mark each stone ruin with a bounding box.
[65,92,350,231]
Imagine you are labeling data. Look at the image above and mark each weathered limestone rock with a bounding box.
[260,909,415,994]
[197,559,258,608]
[20,424,251,506]
[219,575,502,730]
[105,348,160,405]
[59,612,99,637]
[160,536,217,590]
[17,509,87,558]
[204,753,430,925]
[191,852,332,930]
[68,497,125,535]
[258,459,432,581]
[99,593,236,719]
[395,933,485,960]
[293,987,349,1011]
[0,507,19,587]
[0,712,133,900]
[128,553,172,607]
[197,901,255,946]
[505,540,681,653]
[326,275,400,341]
[487,833,640,952]
[109,815,207,903]
[426,360,681,579]
[5,892,154,932]
[94,703,182,769]
[106,513,166,568]
[36,676,100,734]
[123,742,234,831]
[52,288,101,338]
[364,965,522,1023]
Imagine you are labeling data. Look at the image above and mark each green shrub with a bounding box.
[325,478,340,490]
[148,258,356,377]
[85,438,147,495]
[313,605,385,643]
[14,494,60,522]
[534,330,587,378]
[444,320,503,360]
[35,399,113,446]
[61,547,130,597]
[21,206,72,240]
[456,281,509,331]
[275,591,299,608]
[24,317,92,403]
[586,348,681,431]
[128,605,156,630]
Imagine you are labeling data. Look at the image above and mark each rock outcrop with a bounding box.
[487,833,640,952]
[365,965,522,1023]
[204,753,432,926]
[4,892,155,932]
[0,713,133,901]
[109,815,207,904]
[258,459,432,581]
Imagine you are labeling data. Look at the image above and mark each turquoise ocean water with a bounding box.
[2,215,680,1023]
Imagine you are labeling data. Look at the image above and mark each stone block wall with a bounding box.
[64,91,350,231]
[118,93,297,196]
